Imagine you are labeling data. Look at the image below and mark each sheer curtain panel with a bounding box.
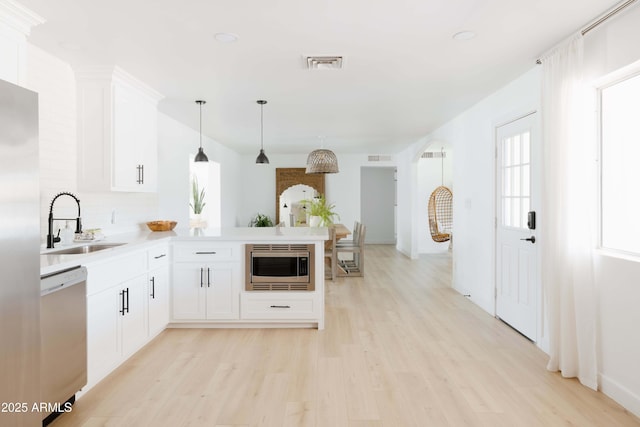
[540,34,598,390]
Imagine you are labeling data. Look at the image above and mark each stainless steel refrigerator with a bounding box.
[0,78,41,426]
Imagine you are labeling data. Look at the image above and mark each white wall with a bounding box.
[582,5,640,418]
[237,153,396,231]
[157,113,241,230]
[417,145,453,253]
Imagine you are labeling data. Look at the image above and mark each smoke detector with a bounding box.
[305,56,343,70]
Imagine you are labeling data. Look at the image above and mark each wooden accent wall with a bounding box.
[275,168,325,224]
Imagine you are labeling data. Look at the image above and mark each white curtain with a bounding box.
[540,34,598,390]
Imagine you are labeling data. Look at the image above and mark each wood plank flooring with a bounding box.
[52,245,640,426]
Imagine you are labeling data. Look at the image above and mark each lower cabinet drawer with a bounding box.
[240,293,318,320]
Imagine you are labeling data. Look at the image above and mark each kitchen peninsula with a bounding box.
[40,226,328,392]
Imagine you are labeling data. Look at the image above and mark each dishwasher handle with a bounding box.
[40,266,87,296]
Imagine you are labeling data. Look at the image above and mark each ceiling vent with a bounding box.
[305,56,343,70]
[368,155,392,162]
[421,151,446,159]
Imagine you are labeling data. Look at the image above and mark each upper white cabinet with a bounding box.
[76,66,164,192]
[0,1,44,86]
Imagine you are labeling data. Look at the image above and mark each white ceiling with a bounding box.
[20,0,619,155]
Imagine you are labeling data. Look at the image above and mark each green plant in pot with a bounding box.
[249,213,274,227]
[303,194,339,227]
[190,177,206,215]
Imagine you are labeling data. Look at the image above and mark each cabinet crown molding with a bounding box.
[75,65,164,104]
[0,0,45,35]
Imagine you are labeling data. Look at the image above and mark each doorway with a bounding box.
[495,112,539,341]
[361,167,396,244]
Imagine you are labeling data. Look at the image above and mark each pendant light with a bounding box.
[194,100,208,162]
[255,100,269,164]
[305,137,339,174]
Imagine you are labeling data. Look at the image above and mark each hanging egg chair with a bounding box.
[428,185,452,242]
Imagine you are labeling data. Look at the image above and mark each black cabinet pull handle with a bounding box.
[270,305,291,309]
[154,254,166,259]
[207,268,211,287]
[125,288,130,313]
[520,236,536,243]
[195,251,217,255]
[200,268,204,287]
[136,165,142,184]
[141,164,144,184]
[150,277,155,299]
[119,290,126,315]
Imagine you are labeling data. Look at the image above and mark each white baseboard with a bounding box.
[600,373,640,418]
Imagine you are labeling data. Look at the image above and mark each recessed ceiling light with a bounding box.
[214,32,238,43]
[452,31,476,41]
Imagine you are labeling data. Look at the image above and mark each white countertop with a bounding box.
[40,226,329,275]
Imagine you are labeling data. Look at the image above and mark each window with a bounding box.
[189,159,221,228]
[500,130,531,229]
[599,70,640,255]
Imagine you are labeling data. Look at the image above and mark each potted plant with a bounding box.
[249,213,274,227]
[304,194,339,227]
[190,177,206,217]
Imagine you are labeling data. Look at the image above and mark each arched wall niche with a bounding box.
[275,168,325,224]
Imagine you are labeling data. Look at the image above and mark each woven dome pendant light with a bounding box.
[194,100,209,162]
[255,100,269,164]
[305,137,339,174]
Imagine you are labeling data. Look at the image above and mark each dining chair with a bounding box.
[336,221,361,248]
[336,224,366,277]
[324,226,337,280]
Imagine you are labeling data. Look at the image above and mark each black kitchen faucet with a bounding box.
[46,192,82,248]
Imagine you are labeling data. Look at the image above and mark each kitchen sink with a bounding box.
[43,243,126,255]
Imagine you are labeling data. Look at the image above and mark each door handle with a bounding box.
[520,236,536,243]
[150,276,155,299]
[207,268,211,288]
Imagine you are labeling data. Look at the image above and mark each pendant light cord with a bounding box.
[260,103,264,150]
[199,102,203,149]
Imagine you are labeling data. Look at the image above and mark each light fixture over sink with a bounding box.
[194,100,208,162]
[255,100,269,164]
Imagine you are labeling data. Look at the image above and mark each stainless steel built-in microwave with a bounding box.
[245,243,315,291]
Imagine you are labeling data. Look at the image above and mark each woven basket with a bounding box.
[146,220,177,232]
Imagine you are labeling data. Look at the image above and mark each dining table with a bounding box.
[331,223,351,241]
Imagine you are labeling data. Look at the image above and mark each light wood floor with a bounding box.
[52,245,640,427]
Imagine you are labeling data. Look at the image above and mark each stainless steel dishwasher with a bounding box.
[40,266,88,425]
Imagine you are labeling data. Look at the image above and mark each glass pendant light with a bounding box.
[194,100,209,162]
[255,100,269,164]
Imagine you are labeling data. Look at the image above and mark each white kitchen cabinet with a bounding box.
[172,262,239,320]
[148,244,170,336]
[172,242,241,321]
[76,66,163,193]
[86,273,147,387]
[148,265,169,336]
[83,241,171,391]
[0,5,44,86]
[240,292,319,320]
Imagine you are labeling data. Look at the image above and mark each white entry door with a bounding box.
[495,113,539,341]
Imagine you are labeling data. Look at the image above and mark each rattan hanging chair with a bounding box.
[428,185,452,242]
